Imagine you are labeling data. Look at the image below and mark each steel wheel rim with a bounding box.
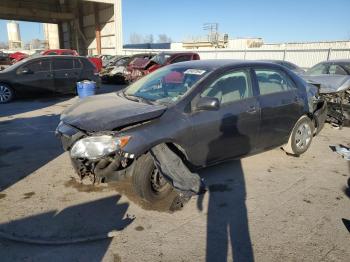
[295,123,312,150]
[0,85,11,102]
[150,168,169,193]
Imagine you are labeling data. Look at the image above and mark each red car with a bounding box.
[42,49,102,72]
[9,52,29,64]
[41,49,79,56]
[126,52,200,82]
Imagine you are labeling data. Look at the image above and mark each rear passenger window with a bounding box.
[53,59,74,70]
[202,69,253,104]
[255,69,296,95]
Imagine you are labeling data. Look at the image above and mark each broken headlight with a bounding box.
[70,135,130,160]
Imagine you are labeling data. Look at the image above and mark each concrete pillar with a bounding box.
[43,23,60,49]
[114,0,123,55]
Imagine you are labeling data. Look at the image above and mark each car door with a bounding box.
[52,57,79,94]
[15,58,54,93]
[253,67,304,150]
[188,68,260,166]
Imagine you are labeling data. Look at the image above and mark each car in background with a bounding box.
[263,60,305,74]
[9,51,29,64]
[56,60,326,203]
[42,49,102,72]
[303,59,350,126]
[41,49,79,56]
[0,55,100,103]
[0,51,11,70]
[101,53,155,84]
[125,52,200,83]
[305,59,350,76]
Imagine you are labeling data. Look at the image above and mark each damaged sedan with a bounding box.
[303,59,350,126]
[56,60,327,203]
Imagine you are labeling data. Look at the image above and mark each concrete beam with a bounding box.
[83,0,115,4]
[0,6,74,23]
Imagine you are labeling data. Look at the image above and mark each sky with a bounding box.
[0,0,349,44]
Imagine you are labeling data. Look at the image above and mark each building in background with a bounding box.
[7,21,22,49]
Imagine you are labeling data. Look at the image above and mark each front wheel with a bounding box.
[132,153,173,202]
[0,83,14,103]
[283,115,314,156]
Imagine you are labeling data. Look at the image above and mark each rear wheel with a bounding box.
[132,153,173,202]
[283,115,314,156]
[0,83,14,103]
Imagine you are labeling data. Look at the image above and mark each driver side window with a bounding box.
[201,69,253,104]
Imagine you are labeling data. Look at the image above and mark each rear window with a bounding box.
[53,59,74,70]
[255,69,296,95]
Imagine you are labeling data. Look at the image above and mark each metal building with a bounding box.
[0,0,123,55]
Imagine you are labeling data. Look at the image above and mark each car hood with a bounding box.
[302,75,350,93]
[61,93,167,132]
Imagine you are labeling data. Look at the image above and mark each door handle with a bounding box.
[246,106,257,113]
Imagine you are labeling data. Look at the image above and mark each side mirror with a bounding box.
[195,97,220,111]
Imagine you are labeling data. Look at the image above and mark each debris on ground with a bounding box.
[330,144,350,160]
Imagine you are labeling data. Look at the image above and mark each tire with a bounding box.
[283,115,314,156]
[0,83,14,103]
[132,153,173,202]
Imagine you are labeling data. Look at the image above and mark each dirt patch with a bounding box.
[135,226,144,231]
[64,177,110,193]
[65,177,180,213]
[23,192,35,199]
[0,193,6,200]
[109,179,179,213]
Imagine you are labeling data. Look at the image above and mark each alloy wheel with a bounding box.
[295,123,312,151]
[0,85,12,103]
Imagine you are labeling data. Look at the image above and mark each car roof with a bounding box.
[169,59,286,70]
[159,51,198,55]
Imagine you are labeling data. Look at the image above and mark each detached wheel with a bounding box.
[283,115,314,156]
[0,83,14,103]
[132,153,173,202]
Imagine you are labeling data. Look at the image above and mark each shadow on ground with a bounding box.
[0,195,133,261]
[0,114,62,190]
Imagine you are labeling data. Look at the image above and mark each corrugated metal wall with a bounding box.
[122,47,350,68]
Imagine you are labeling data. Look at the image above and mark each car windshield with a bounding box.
[124,65,208,104]
[150,53,172,65]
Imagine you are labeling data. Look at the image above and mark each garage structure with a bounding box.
[0,0,123,55]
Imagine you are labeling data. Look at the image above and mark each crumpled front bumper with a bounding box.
[55,121,133,182]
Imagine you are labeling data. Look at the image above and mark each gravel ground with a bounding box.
[0,86,349,262]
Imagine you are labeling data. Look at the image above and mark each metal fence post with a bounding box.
[283,49,286,61]
[327,48,332,60]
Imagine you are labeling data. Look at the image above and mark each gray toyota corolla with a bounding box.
[56,60,327,202]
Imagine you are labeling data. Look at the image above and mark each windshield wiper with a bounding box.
[122,91,154,105]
